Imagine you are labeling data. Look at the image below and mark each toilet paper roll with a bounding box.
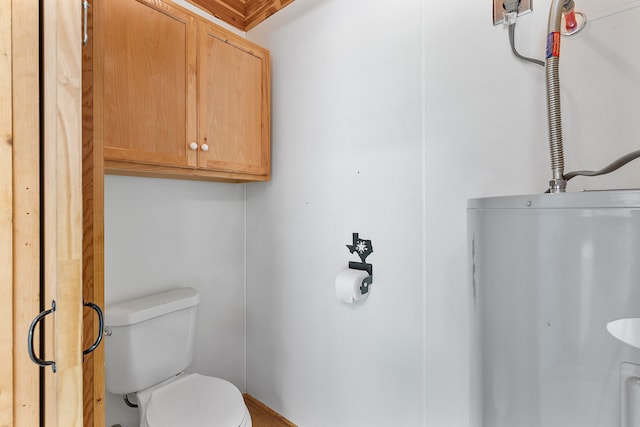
[335,268,369,304]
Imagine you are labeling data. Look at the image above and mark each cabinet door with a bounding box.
[197,21,271,177]
[98,0,197,169]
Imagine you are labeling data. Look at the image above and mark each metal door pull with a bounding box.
[27,300,57,373]
[83,301,104,356]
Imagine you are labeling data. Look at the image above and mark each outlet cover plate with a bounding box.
[493,0,532,25]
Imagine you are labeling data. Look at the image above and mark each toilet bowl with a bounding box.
[104,288,251,427]
[138,373,251,427]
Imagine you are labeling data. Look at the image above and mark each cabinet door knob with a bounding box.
[189,142,198,150]
[201,144,209,152]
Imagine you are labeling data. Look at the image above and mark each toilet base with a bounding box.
[136,373,251,427]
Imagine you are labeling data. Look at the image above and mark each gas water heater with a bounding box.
[469,190,640,427]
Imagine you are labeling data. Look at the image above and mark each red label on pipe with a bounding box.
[546,32,561,59]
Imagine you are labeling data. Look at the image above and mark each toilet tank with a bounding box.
[104,288,201,394]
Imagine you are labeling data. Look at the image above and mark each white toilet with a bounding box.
[104,287,251,427]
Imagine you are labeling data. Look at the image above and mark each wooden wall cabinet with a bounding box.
[96,0,271,182]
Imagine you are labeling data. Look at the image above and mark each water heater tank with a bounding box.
[468,190,640,427]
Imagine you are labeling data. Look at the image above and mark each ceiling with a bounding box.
[186,0,295,31]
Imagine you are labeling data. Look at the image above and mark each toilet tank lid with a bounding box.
[105,288,200,327]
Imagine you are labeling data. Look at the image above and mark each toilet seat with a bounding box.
[145,373,250,427]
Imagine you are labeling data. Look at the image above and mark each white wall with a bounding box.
[245,1,425,426]
[246,0,640,426]
[104,175,246,427]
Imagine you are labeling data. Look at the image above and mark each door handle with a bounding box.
[27,300,57,373]
[83,301,104,356]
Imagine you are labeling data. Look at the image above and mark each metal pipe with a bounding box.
[123,394,138,408]
[545,0,575,193]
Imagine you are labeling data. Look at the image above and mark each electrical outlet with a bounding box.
[493,0,533,25]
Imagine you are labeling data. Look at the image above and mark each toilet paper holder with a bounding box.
[345,233,374,295]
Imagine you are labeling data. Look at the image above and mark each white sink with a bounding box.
[607,318,640,349]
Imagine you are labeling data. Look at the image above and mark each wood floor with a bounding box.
[243,394,296,427]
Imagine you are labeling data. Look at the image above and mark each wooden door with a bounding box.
[1,1,41,425]
[98,0,197,170]
[42,0,85,426]
[0,1,13,421]
[197,20,271,177]
[1,1,84,426]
